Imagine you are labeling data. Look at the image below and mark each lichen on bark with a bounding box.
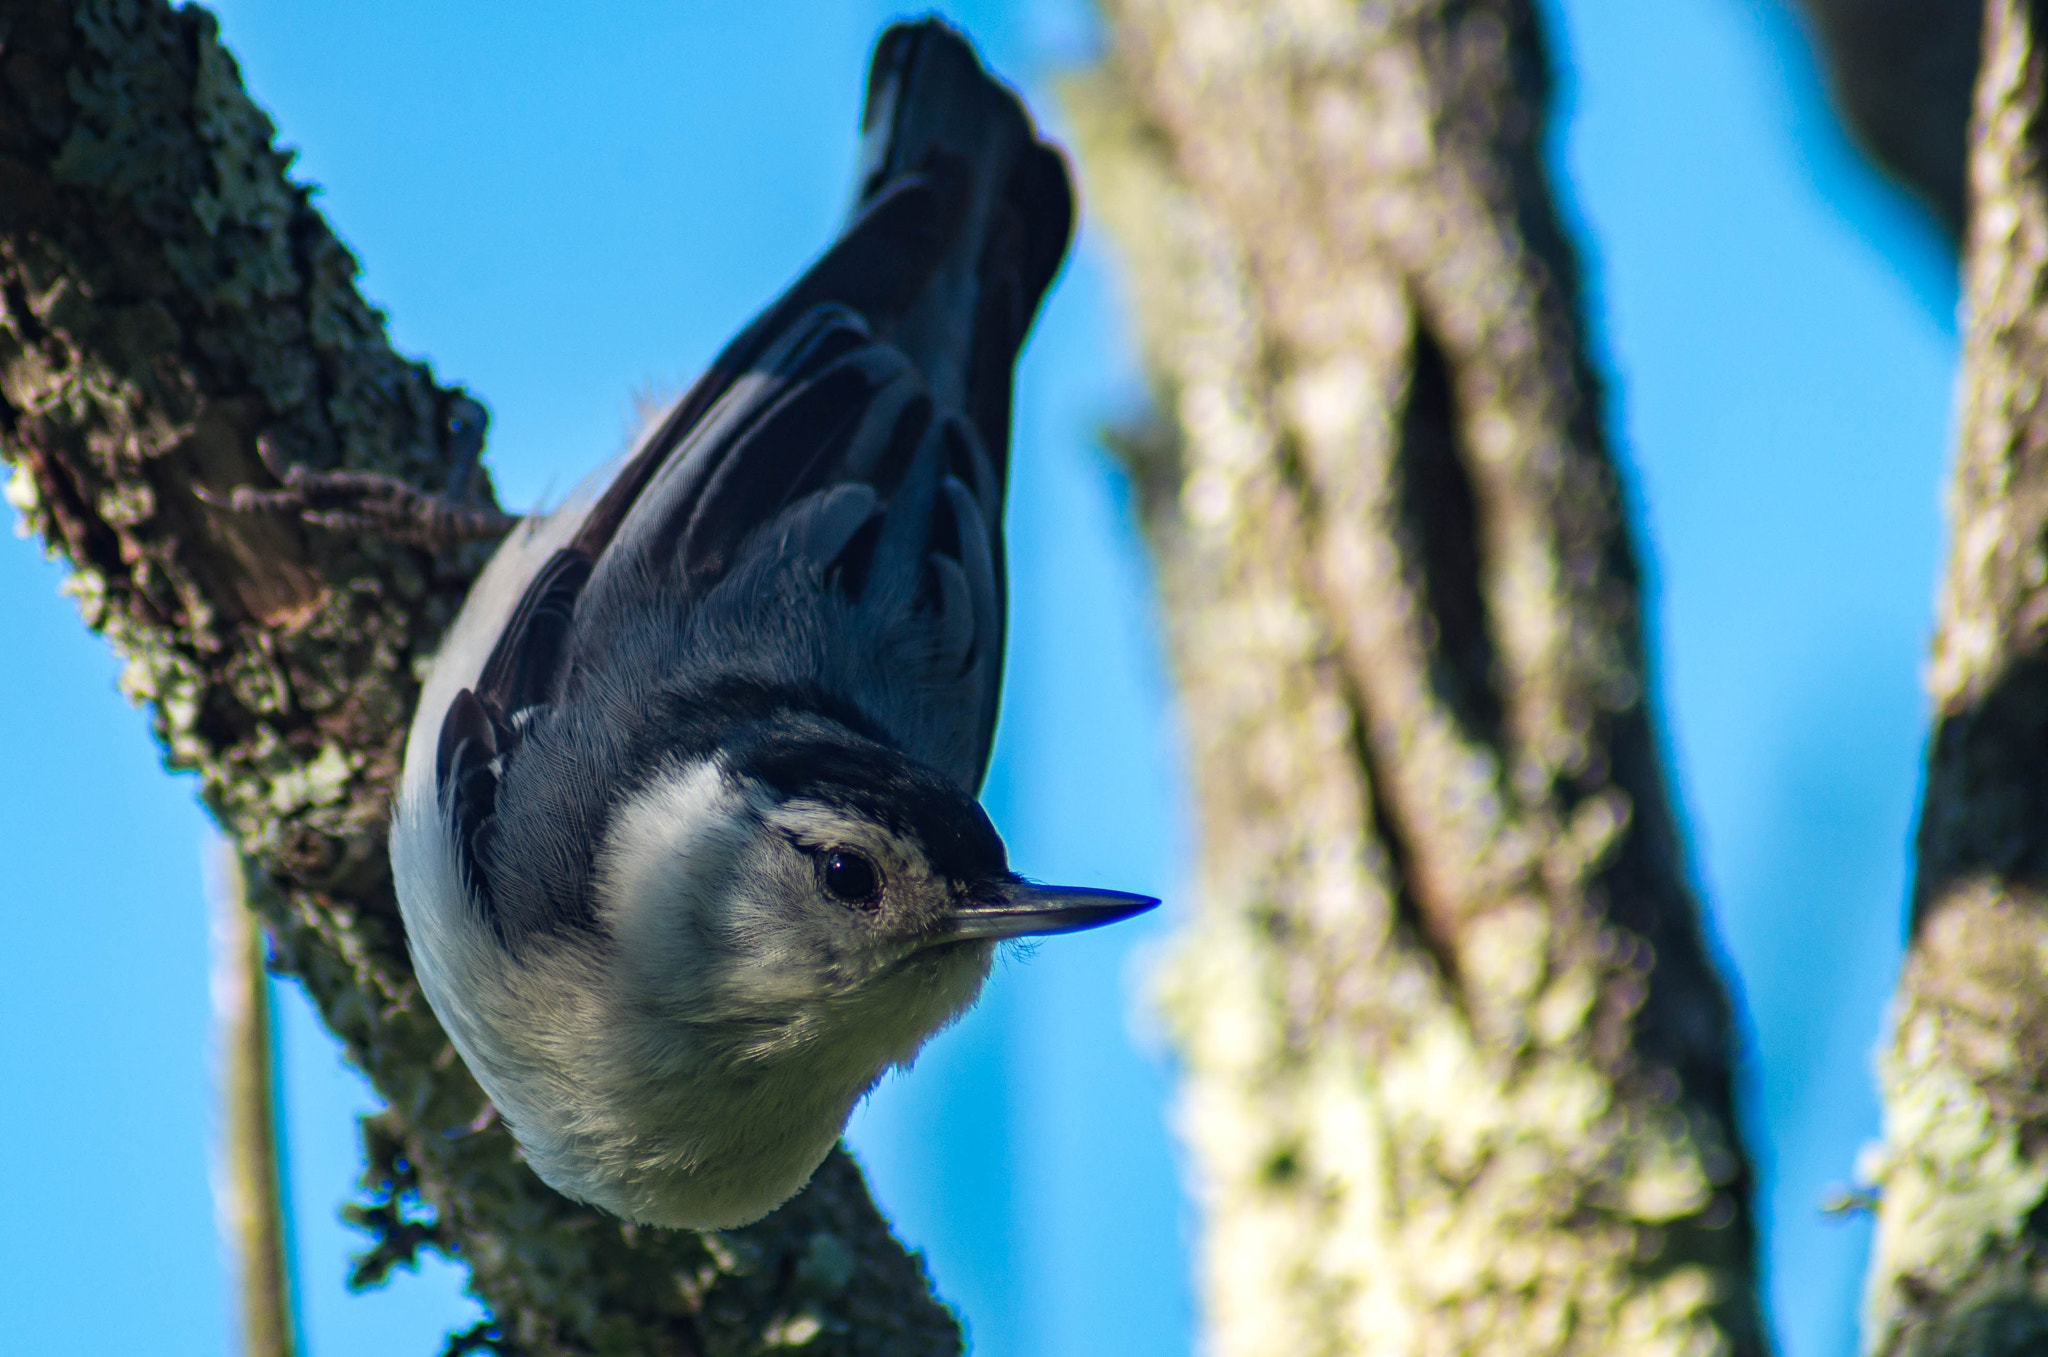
[1863,2,2048,1352]
[0,2,958,1352]
[1067,2,1766,1353]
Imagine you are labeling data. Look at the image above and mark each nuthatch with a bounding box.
[389,20,1156,1229]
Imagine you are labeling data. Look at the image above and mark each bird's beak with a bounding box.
[926,880,1160,946]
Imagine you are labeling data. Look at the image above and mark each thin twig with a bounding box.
[210,838,300,1357]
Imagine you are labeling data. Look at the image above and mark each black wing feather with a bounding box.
[676,347,914,586]
[566,168,965,568]
[439,21,1072,945]
[473,547,593,720]
[436,686,505,923]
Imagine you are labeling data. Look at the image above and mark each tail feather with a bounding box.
[855,22,1074,472]
[567,23,1067,578]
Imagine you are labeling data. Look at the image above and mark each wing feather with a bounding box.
[430,20,1073,929]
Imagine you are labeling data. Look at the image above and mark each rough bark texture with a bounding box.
[1788,0,1980,238]
[1067,2,1764,1354]
[1864,3,2048,1352]
[0,3,960,1354]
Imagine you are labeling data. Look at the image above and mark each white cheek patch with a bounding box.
[594,763,880,1018]
[593,760,755,1013]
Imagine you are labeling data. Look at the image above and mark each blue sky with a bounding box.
[0,4,1955,1356]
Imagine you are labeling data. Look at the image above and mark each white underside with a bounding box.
[389,465,991,1228]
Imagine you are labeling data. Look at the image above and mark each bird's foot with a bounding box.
[201,396,519,551]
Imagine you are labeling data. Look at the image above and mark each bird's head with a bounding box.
[591,712,1155,1076]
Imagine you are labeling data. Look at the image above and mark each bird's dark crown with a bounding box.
[728,719,1008,885]
[627,675,1007,884]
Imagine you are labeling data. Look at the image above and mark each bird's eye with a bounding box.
[820,849,881,905]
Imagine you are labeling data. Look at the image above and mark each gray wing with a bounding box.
[453,21,1071,795]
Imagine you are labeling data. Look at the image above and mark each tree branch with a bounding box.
[1866,2,2048,1351]
[1068,1,1765,1350]
[0,3,957,1352]
[211,839,299,1357]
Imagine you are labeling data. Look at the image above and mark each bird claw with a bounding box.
[200,396,519,551]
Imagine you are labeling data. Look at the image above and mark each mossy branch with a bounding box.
[1864,2,2048,1352]
[0,3,958,1353]
[1068,2,1766,1352]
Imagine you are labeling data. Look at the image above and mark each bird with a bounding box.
[387,20,1158,1230]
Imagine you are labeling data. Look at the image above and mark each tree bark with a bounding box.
[0,3,958,1353]
[1067,2,1766,1353]
[1863,2,2048,1352]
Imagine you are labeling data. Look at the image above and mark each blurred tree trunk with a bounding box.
[0,3,957,1354]
[1862,2,2048,1352]
[1068,2,1767,1353]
